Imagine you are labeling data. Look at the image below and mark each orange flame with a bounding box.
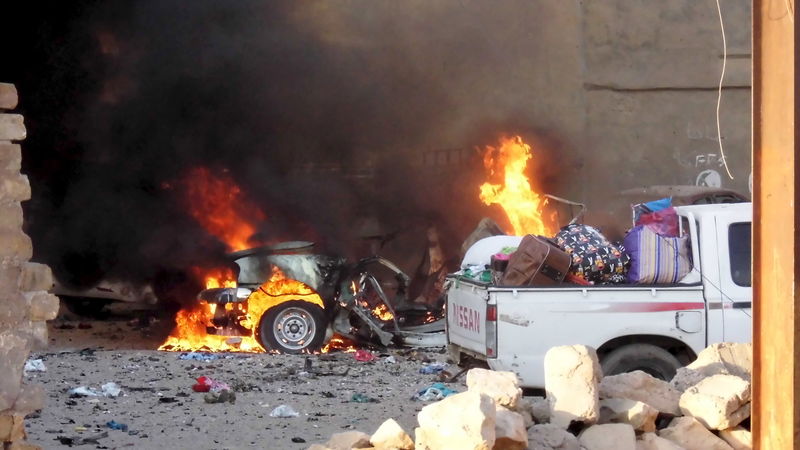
[479,136,551,236]
[372,303,394,321]
[182,167,266,252]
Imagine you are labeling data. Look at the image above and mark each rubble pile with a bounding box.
[308,342,752,450]
[0,82,59,450]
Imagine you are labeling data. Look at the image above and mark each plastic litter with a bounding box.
[204,390,236,404]
[68,386,99,397]
[350,393,379,403]
[192,376,230,393]
[354,350,376,362]
[413,383,458,401]
[24,359,46,373]
[101,382,122,398]
[419,363,446,374]
[179,352,218,361]
[106,420,128,432]
[269,404,299,418]
[385,356,397,364]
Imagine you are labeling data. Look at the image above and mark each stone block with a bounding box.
[0,203,22,233]
[9,383,44,415]
[531,396,550,424]
[718,426,752,450]
[325,431,371,450]
[579,423,636,450]
[599,398,658,432]
[370,418,413,450]
[0,292,26,326]
[512,397,534,428]
[600,371,681,415]
[24,291,59,321]
[494,406,527,450]
[0,84,17,110]
[0,231,31,260]
[658,417,734,450]
[671,343,752,392]
[526,424,580,450]
[636,432,686,450]
[0,173,30,203]
[0,332,30,411]
[18,263,53,293]
[466,368,522,409]
[0,116,25,142]
[678,374,750,430]
[0,143,21,172]
[25,322,48,350]
[544,345,602,429]
[0,415,24,442]
[416,390,496,450]
[0,264,21,293]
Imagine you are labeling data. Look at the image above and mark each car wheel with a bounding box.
[258,300,327,354]
[600,343,683,381]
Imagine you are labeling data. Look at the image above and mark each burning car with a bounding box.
[160,241,445,354]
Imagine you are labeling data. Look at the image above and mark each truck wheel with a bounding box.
[258,301,327,354]
[600,344,682,381]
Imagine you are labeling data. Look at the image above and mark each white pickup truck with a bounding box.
[446,202,752,388]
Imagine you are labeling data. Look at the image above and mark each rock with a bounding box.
[671,343,752,392]
[678,374,750,430]
[0,331,31,411]
[718,426,752,450]
[370,418,413,450]
[4,440,41,450]
[10,383,45,415]
[24,291,59,322]
[598,398,658,432]
[0,230,32,259]
[0,83,18,110]
[526,424,580,450]
[544,345,602,429]
[0,114,26,141]
[0,414,25,442]
[531,396,550,424]
[658,417,734,450]
[579,423,636,450]
[466,368,522,409]
[494,406,527,450]
[325,431,371,450]
[0,143,21,172]
[17,262,53,293]
[415,391,496,450]
[599,371,681,415]
[636,432,686,450]
[512,397,534,428]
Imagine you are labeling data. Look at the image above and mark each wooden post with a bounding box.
[752,0,797,448]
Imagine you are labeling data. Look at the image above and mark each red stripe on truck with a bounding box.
[606,302,705,313]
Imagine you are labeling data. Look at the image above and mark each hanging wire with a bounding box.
[714,0,735,180]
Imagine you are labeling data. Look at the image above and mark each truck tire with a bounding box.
[600,343,682,381]
[258,300,327,354]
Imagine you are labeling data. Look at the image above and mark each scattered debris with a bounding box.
[384,355,397,364]
[105,420,128,432]
[100,382,122,398]
[419,362,446,374]
[179,352,218,361]
[350,393,379,403]
[413,383,458,401]
[203,390,236,404]
[191,376,230,393]
[57,431,108,446]
[24,359,47,373]
[68,387,99,397]
[354,350,376,362]
[269,405,300,418]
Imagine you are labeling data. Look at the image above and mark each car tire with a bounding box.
[600,343,683,381]
[258,300,327,354]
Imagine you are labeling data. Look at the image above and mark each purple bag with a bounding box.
[624,225,692,284]
[636,206,679,237]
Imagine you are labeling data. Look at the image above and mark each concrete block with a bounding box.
[600,370,681,415]
[0,143,20,172]
[678,374,750,430]
[579,423,636,450]
[0,231,31,260]
[671,343,752,392]
[0,332,30,411]
[0,415,25,442]
[658,417,734,450]
[0,84,17,110]
[544,345,602,429]
[718,426,752,450]
[416,390,496,450]
[370,418,413,450]
[24,291,59,321]
[0,174,30,203]
[0,115,25,142]
[466,368,522,409]
[599,398,658,432]
[494,406,527,450]
[636,432,686,450]
[531,396,550,424]
[0,292,26,326]
[25,322,48,350]
[0,203,22,233]
[512,397,534,428]
[526,424,580,450]
[10,383,44,415]
[18,263,53,293]
[325,431,371,450]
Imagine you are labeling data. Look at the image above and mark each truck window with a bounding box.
[728,223,751,287]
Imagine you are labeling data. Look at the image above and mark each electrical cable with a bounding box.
[714,0,735,180]
[785,0,795,23]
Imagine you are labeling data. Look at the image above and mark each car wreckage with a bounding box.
[195,241,447,353]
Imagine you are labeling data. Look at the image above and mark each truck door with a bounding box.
[714,209,753,343]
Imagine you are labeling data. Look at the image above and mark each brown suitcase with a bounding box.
[501,235,571,286]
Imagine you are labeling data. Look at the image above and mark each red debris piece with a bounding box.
[354,350,376,362]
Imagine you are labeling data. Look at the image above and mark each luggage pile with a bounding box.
[459,197,694,287]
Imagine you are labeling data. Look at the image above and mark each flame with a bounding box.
[479,136,551,236]
[321,334,358,353]
[182,167,266,252]
[372,303,394,321]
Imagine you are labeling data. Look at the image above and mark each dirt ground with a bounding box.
[23,303,460,450]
